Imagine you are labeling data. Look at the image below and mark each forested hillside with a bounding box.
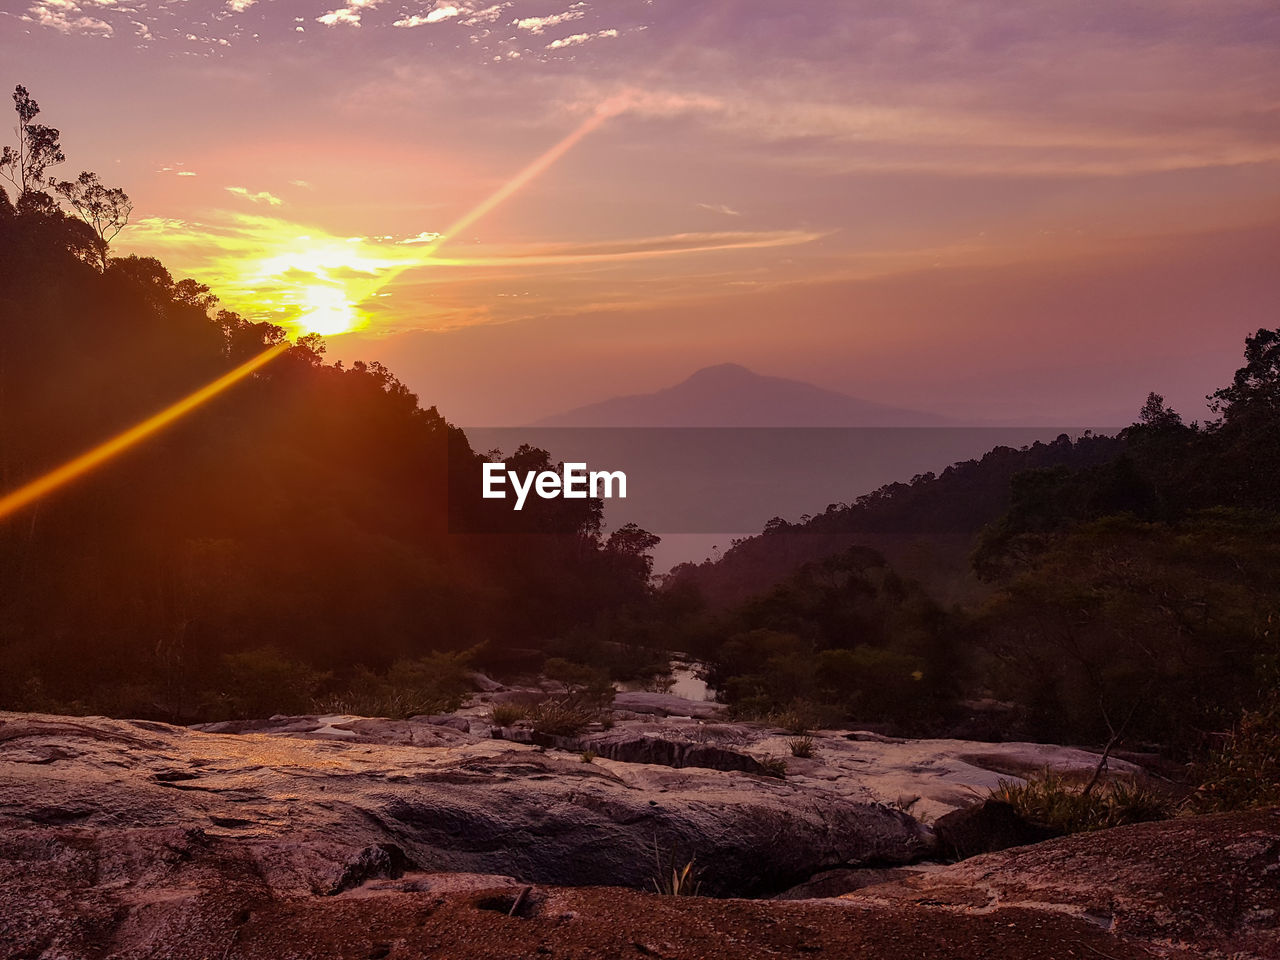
[666,432,1127,608]
[0,173,657,721]
[671,336,1280,748]
[3,83,1277,761]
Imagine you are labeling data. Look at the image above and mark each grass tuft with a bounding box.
[787,735,816,758]
[757,755,788,779]
[650,839,702,897]
[990,769,1172,834]
[489,702,527,727]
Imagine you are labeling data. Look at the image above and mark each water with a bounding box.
[617,660,712,701]
[668,661,711,701]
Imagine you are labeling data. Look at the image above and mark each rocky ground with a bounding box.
[1,692,1276,959]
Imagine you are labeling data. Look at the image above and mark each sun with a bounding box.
[297,284,359,336]
[217,232,411,338]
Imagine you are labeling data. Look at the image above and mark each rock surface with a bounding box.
[1,710,1275,958]
[932,798,1059,860]
[203,699,1136,824]
[845,808,1280,959]
[0,712,930,898]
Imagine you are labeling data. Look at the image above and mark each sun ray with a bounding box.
[0,343,288,523]
[365,101,623,302]
[0,100,626,518]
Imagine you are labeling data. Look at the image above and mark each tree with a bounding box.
[0,85,64,196]
[977,511,1280,744]
[54,171,132,269]
[1138,392,1183,429]
[606,522,662,579]
[1210,328,1280,421]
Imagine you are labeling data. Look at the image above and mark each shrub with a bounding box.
[544,657,612,695]
[213,647,329,719]
[525,658,616,736]
[725,695,775,723]
[317,650,472,720]
[990,769,1172,834]
[815,646,928,723]
[527,696,603,737]
[787,735,816,758]
[650,840,702,897]
[580,750,597,763]
[490,702,527,727]
[757,756,788,779]
[1190,695,1280,812]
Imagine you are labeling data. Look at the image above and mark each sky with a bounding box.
[2,0,1279,425]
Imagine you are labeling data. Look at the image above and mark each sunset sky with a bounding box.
[3,0,1278,425]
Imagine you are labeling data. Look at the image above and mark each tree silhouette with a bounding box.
[1210,328,1280,421]
[1138,391,1183,429]
[0,113,666,721]
[54,172,132,269]
[0,85,65,196]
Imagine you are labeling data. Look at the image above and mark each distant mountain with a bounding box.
[534,364,954,427]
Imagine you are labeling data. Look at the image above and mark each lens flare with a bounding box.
[0,343,288,523]
[0,100,626,518]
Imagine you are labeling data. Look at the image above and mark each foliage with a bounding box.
[54,171,131,268]
[667,432,1125,609]
[757,756,788,779]
[526,685,615,737]
[546,614,677,688]
[975,511,1280,744]
[526,698,600,737]
[0,85,662,723]
[1190,691,1280,813]
[0,86,64,195]
[671,328,1280,751]
[702,550,958,730]
[650,840,702,897]
[209,648,330,720]
[771,701,824,734]
[990,770,1173,834]
[543,657,613,694]
[787,735,816,758]
[1210,328,1280,421]
[490,702,528,727]
[315,651,473,719]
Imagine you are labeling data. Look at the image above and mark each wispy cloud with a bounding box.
[119,208,823,337]
[23,1,113,36]
[697,203,741,217]
[225,186,283,206]
[422,229,824,266]
[546,28,617,50]
[397,231,446,244]
[394,2,460,27]
[317,0,382,28]
[513,9,584,34]
[463,3,506,25]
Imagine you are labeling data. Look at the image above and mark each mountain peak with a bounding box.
[684,363,757,382]
[533,364,953,427]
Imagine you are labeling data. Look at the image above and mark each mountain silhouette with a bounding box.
[535,364,953,426]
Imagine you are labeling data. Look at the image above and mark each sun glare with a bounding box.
[129,102,634,340]
[298,285,359,336]
[198,230,417,338]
